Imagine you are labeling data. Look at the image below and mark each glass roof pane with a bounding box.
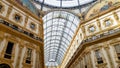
[47,28,52,33]
[44,0,61,7]
[56,36,61,40]
[74,17,79,25]
[66,22,72,28]
[47,13,53,20]
[79,0,93,5]
[53,22,58,25]
[68,15,74,21]
[53,18,59,22]
[65,28,70,33]
[57,32,62,36]
[46,33,51,38]
[62,0,78,7]
[71,25,77,31]
[61,11,68,18]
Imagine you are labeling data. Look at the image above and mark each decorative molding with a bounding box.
[13,12,23,23]
[6,5,12,18]
[0,1,5,14]
[103,18,113,27]
[96,19,102,31]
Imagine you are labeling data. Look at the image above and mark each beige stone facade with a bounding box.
[0,0,44,68]
[61,0,120,68]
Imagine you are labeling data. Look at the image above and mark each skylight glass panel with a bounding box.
[59,19,65,23]
[47,13,53,20]
[44,0,61,7]
[60,46,66,51]
[52,31,57,34]
[56,36,61,40]
[74,17,79,25]
[46,28,52,33]
[61,40,68,44]
[46,33,51,37]
[79,0,93,5]
[69,30,74,36]
[66,22,72,27]
[58,27,63,31]
[53,18,58,22]
[51,36,56,39]
[62,0,78,7]
[54,12,59,18]
[71,25,77,31]
[55,40,60,43]
[63,33,68,37]
[65,28,70,33]
[46,21,52,27]
[61,12,68,18]
[57,32,62,36]
[67,36,72,42]
[45,27,53,31]
[68,15,74,21]
[50,40,56,43]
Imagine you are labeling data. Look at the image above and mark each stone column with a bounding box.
[90,50,96,68]
[15,44,24,68]
[88,53,93,68]
[104,45,114,68]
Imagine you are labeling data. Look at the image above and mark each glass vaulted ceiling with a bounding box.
[34,0,96,9]
[43,11,80,66]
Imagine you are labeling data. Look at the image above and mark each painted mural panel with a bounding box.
[16,0,40,17]
[85,0,120,19]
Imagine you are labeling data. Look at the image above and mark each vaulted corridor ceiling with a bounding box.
[43,11,80,66]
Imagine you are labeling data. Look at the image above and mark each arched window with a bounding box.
[0,64,10,68]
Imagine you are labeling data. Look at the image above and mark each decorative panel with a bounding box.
[84,20,99,36]
[26,18,39,34]
[0,1,9,17]
[100,14,118,30]
[8,8,26,26]
[15,0,39,17]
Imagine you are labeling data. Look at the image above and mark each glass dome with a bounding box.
[34,0,96,9]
